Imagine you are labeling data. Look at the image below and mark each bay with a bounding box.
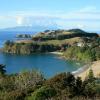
[0,31,81,78]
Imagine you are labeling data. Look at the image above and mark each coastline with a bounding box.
[74,61,100,80]
[1,48,100,80]
[72,63,90,76]
[49,51,63,55]
[50,52,100,80]
[50,52,92,80]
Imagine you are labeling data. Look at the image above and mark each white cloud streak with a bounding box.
[0,6,100,31]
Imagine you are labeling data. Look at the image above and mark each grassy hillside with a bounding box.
[3,29,99,56]
[32,29,99,41]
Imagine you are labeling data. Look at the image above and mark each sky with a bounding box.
[0,0,100,31]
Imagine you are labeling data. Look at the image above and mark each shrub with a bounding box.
[27,86,56,100]
[14,70,44,91]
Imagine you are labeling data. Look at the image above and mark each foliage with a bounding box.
[32,29,98,41]
[0,68,44,100]
[0,57,99,100]
[0,64,6,75]
[87,69,95,82]
[0,69,99,100]
[14,70,44,91]
[4,42,60,54]
[27,86,56,100]
[3,29,99,55]
[64,43,100,62]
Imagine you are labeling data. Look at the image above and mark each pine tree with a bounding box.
[88,69,95,82]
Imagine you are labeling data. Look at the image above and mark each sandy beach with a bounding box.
[49,52,63,55]
[75,61,100,80]
[51,52,100,80]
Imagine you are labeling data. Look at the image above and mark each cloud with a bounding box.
[16,16,24,25]
[77,24,85,29]
[59,6,100,20]
[79,6,97,12]
[0,6,100,31]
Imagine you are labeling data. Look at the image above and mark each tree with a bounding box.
[15,70,44,91]
[28,86,56,100]
[82,69,96,97]
[83,82,97,97]
[0,64,6,75]
[75,77,82,96]
[4,40,14,46]
[88,69,95,82]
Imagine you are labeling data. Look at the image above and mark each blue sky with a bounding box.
[0,0,100,31]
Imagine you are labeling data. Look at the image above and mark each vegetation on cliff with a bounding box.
[32,29,98,41]
[2,29,100,63]
[63,37,100,62]
[3,41,60,54]
[3,29,99,55]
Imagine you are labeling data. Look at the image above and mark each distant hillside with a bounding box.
[3,29,100,55]
[32,29,99,41]
[67,29,87,33]
[0,25,58,32]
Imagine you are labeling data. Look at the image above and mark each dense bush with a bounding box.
[14,70,44,91]
[64,44,100,62]
[0,69,100,100]
[43,72,100,99]
[4,42,61,54]
[0,67,45,100]
[27,86,56,100]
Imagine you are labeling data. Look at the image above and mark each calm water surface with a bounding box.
[0,31,81,78]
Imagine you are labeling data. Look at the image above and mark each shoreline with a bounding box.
[74,61,100,80]
[72,63,90,76]
[49,51,63,55]
[49,52,100,80]
[0,49,100,80]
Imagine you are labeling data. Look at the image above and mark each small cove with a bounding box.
[0,31,82,78]
[0,52,82,78]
